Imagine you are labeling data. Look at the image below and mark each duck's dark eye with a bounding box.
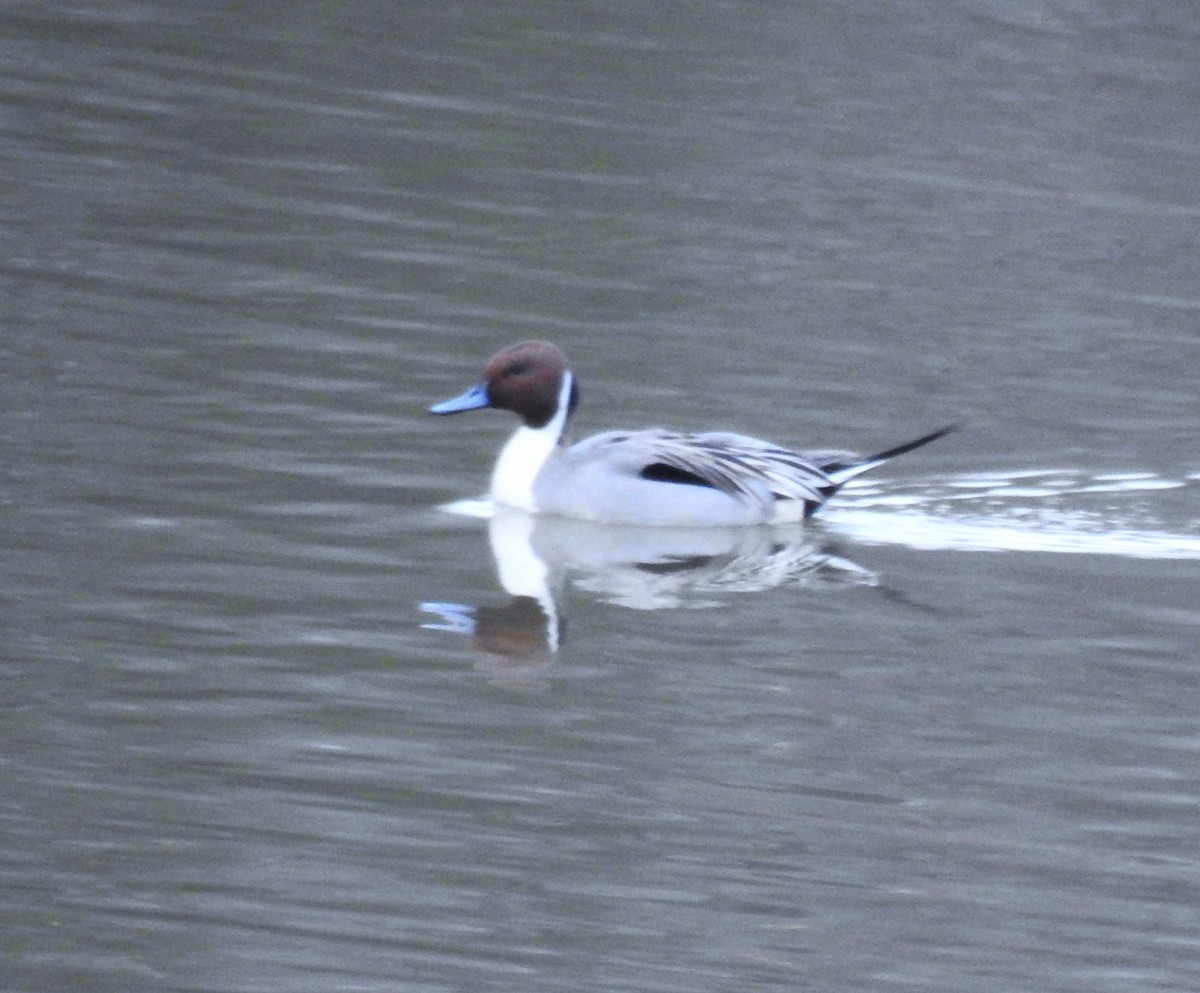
[505,362,529,378]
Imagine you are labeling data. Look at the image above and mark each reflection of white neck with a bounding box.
[490,371,573,512]
[488,509,559,652]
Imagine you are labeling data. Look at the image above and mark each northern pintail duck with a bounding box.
[430,341,955,527]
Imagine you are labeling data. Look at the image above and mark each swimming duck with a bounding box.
[430,341,954,527]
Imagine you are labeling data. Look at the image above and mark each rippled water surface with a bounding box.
[3,3,1199,992]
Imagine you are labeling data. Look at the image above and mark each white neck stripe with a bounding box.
[490,371,573,511]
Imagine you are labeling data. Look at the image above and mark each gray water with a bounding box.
[3,3,1200,991]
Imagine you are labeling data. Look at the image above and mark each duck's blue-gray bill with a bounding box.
[429,382,490,414]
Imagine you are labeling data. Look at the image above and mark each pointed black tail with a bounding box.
[818,422,960,497]
[863,423,960,465]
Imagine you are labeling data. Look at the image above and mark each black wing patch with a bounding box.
[639,462,717,488]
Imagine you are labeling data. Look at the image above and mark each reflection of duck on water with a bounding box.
[421,509,876,669]
[518,512,876,609]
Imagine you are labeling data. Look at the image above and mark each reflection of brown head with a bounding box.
[473,596,560,673]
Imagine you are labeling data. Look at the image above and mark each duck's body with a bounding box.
[430,341,954,527]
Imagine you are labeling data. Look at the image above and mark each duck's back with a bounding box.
[531,429,810,526]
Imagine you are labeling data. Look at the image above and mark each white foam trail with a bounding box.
[831,469,1199,559]
[826,508,1200,559]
